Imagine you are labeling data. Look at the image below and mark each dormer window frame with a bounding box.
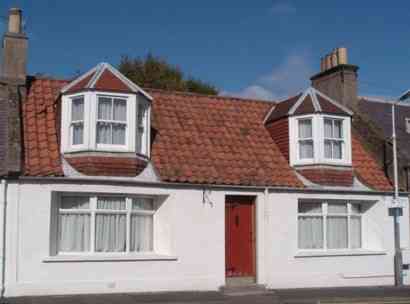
[61,91,151,157]
[289,113,352,167]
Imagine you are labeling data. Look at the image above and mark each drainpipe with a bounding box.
[0,179,7,300]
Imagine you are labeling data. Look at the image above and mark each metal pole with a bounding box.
[392,101,403,286]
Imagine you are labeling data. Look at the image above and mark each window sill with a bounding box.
[295,249,387,258]
[43,253,178,263]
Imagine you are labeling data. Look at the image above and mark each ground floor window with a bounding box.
[57,194,155,254]
[298,200,362,250]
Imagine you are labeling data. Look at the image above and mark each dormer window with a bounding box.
[60,63,152,157]
[263,87,354,167]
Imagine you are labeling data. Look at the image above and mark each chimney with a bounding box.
[310,47,359,110]
[1,7,28,82]
[0,7,27,176]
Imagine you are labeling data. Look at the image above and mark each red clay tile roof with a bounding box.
[65,155,148,177]
[147,89,302,187]
[23,78,68,176]
[297,168,354,187]
[352,134,393,191]
[22,77,391,191]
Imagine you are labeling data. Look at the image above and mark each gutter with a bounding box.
[18,176,409,197]
[0,179,7,300]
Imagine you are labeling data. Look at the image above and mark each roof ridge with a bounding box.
[144,87,277,105]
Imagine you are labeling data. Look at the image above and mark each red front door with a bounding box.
[225,196,255,278]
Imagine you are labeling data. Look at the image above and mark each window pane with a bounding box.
[324,119,332,138]
[58,213,90,252]
[327,216,348,249]
[72,97,84,121]
[298,202,322,214]
[132,198,154,210]
[333,120,343,138]
[351,203,362,214]
[324,140,332,158]
[97,197,126,210]
[113,99,127,121]
[298,216,323,249]
[299,140,313,159]
[328,203,347,214]
[61,196,89,210]
[350,216,362,249]
[130,214,153,251]
[98,97,112,120]
[97,122,111,144]
[72,123,83,145]
[95,214,126,252]
[112,124,126,145]
[298,119,312,139]
[333,141,342,159]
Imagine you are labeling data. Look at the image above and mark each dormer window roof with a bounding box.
[264,87,353,167]
[60,63,152,157]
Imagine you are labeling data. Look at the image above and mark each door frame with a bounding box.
[225,195,257,282]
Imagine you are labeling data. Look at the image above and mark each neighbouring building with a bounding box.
[0,8,409,297]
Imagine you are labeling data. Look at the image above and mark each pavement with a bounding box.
[5,286,410,304]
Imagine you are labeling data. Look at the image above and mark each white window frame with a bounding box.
[406,118,410,134]
[55,193,156,256]
[297,200,363,251]
[289,114,352,166]
[61,91,151,156]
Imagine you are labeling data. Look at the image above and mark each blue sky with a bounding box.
[1,0,410,100]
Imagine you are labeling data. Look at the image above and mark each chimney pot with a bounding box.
[320,57,325,72]
[8,8,22,34]
[337,47,348,65]
[325,54,332,70]
[331,50,338,68]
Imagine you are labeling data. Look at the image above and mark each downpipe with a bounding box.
[0,180,7,302]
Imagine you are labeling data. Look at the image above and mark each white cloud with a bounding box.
[222,50,314,101]
[270,1,296,15]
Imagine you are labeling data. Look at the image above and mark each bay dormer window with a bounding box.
[60,63,152,157]
[290,114,351,166]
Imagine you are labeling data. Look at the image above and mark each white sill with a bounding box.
[43,253,178,263]
[295,249,387,258]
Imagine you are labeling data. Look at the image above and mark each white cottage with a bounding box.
[0,7,409,297]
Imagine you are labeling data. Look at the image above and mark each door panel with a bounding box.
[225,196,255,277]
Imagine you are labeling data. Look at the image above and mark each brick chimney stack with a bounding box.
[0,7,27,176]
[1,7,28,82]
[311,47,359,110]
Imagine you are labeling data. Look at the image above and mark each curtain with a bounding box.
[324,140,332,158]
[333,120,342,138]
[98,97,112,120]
[72,124,83,145]
[95,197,126,252]
[95,214,126,252]
[72,98,84,121]
[350,217,361,248]
[97,122,111,144]
[130,215,153,252]
[112,124,125,145]
[136,103,147,153]
[132,198,153,210]
[298,216,323,249]
[298,119,312,138]
[333,141,342,159]
[299,141,313,159]
[61,196,89,210]
[328,203,347,214]
[113,99,126,121]
[59,214,90,252]
[324,119,332,138]
[97,197,126,210]
[327,216,348,249]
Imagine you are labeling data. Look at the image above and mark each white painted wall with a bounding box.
[3,181,410,296]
